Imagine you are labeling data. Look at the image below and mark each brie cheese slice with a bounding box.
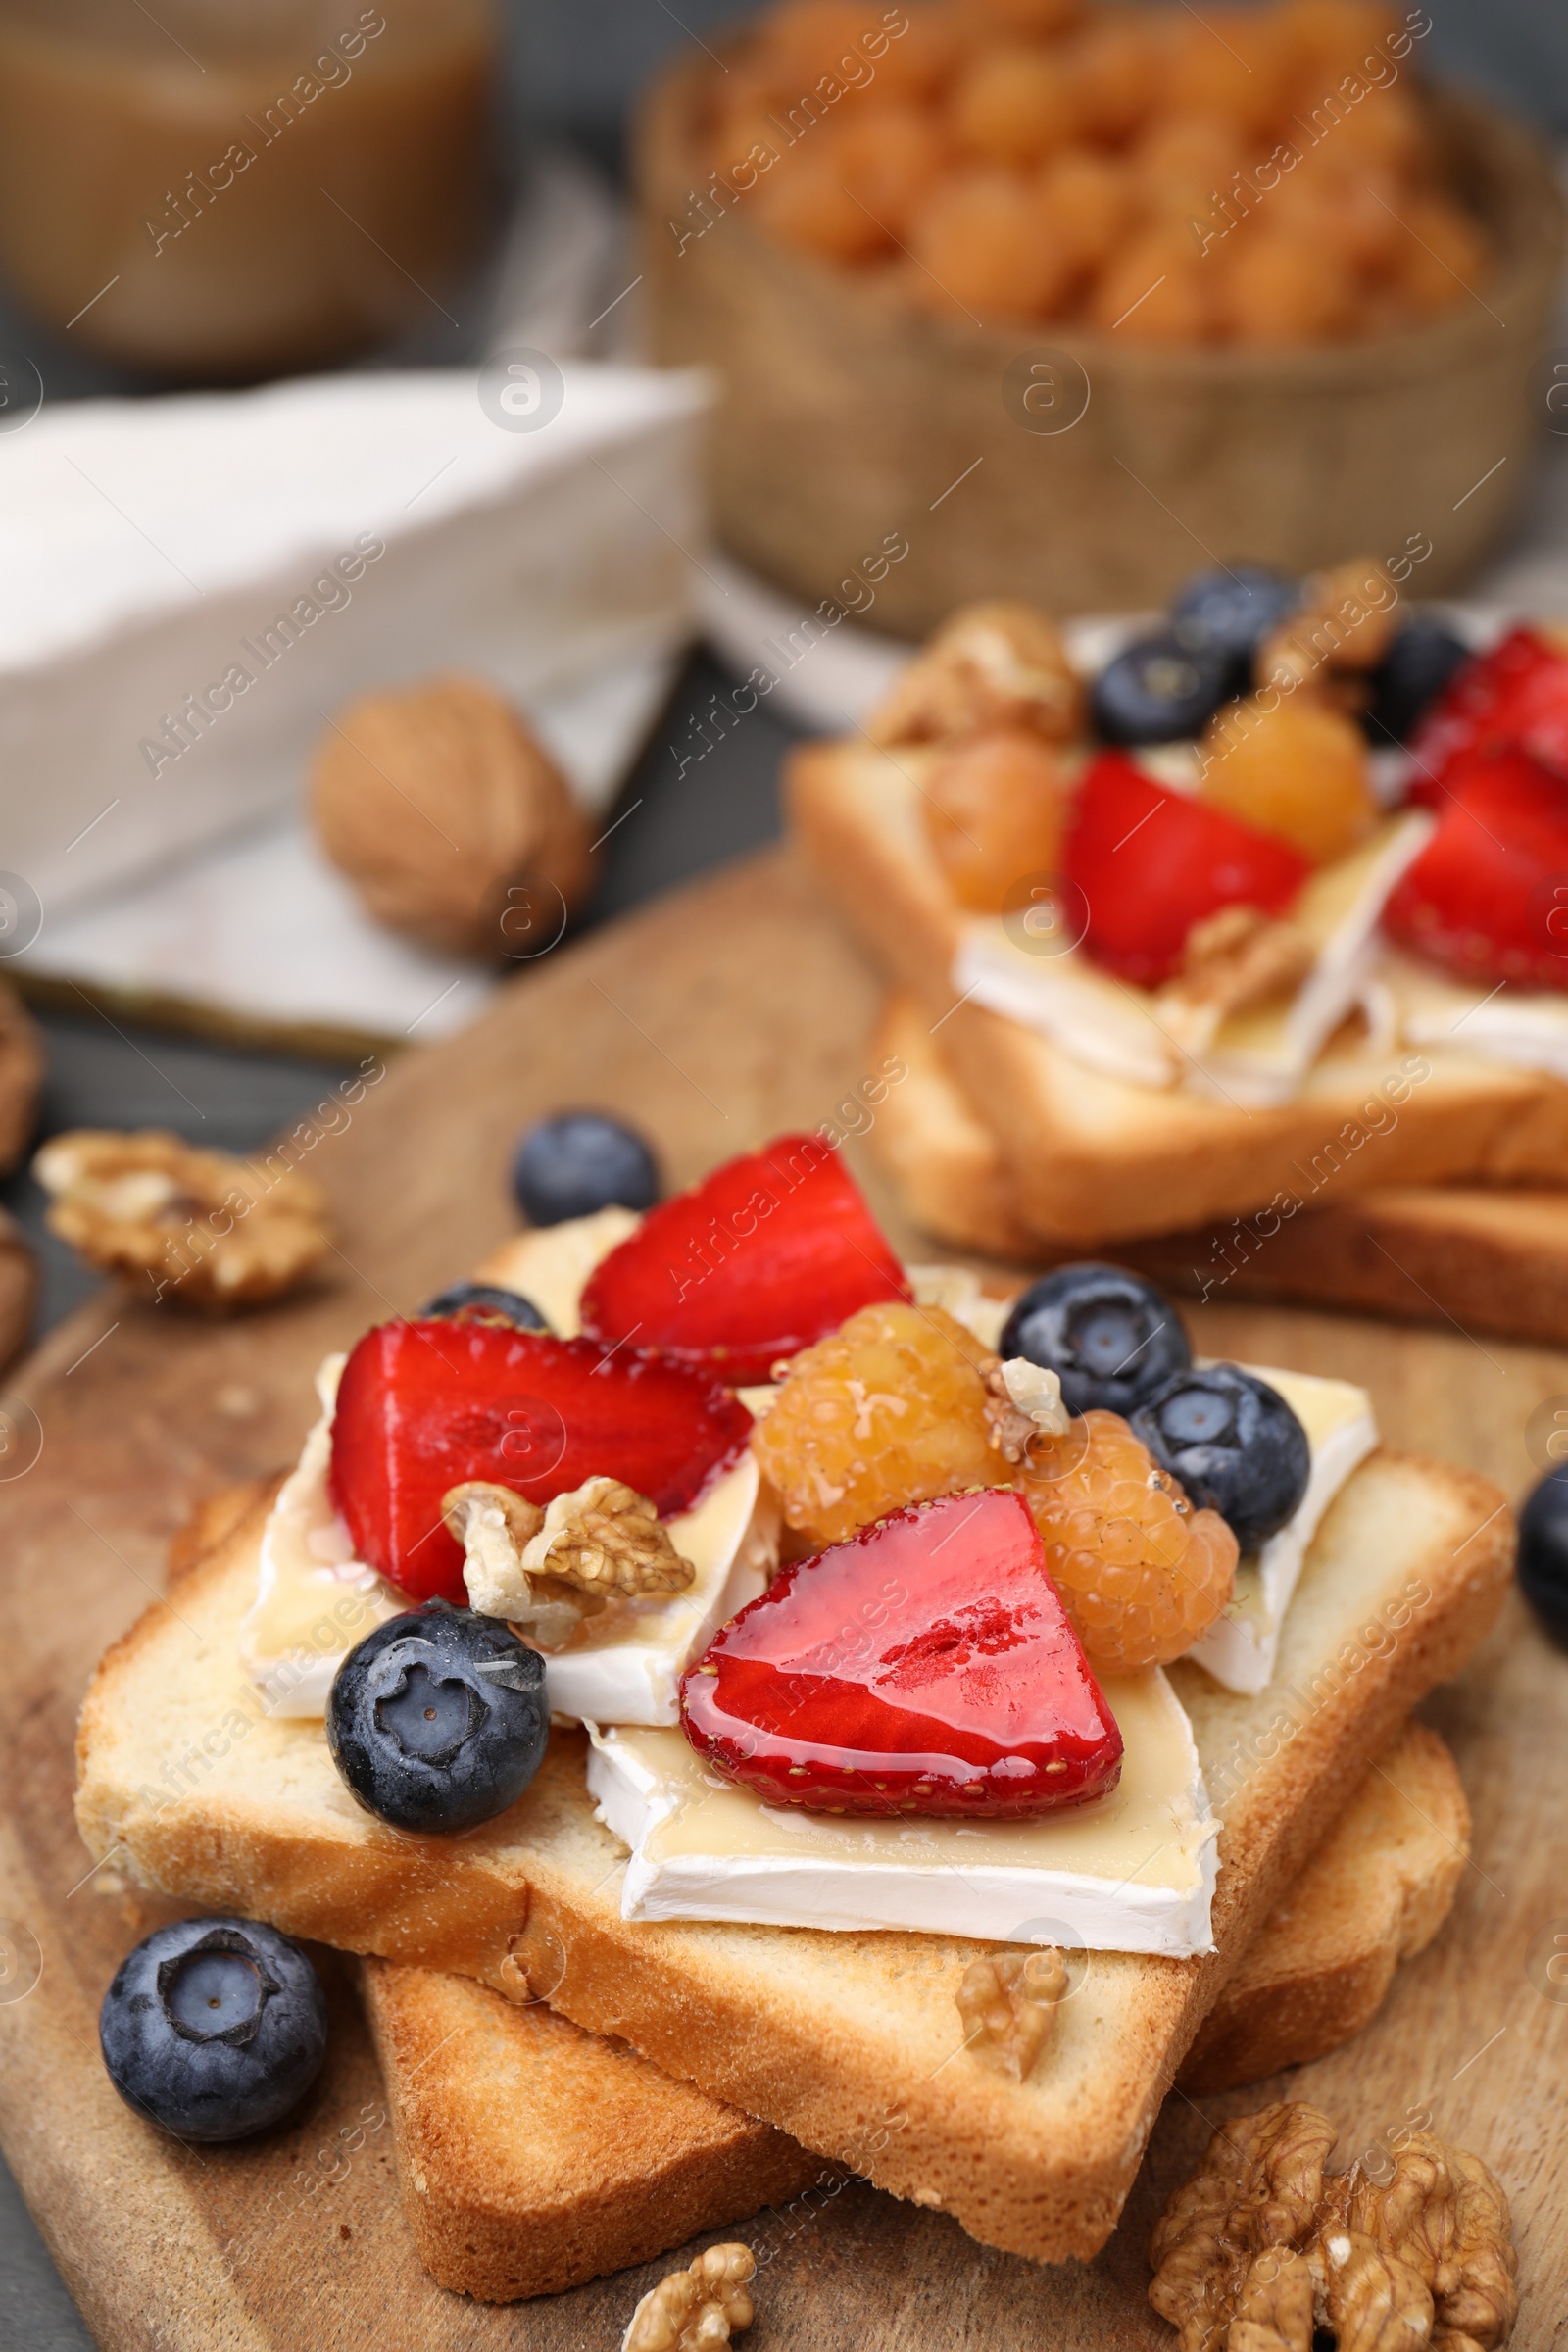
[953,924,1178,1089]
[906,1263,1010,1351]
[237,1354,404,1717]
[1188,814,1435,1106]
[471,1204,642,1337]
[543,1454,774,1725]
[1185,1364,1377,1695]
[1387,951,1568,1082]
[586,1671,1218,1955]
[952,812,1435,1107]
[240,1298,776,1724]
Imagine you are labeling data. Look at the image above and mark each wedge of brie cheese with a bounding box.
[1185,1364,1376,1696]
[588,1671,1217,1953]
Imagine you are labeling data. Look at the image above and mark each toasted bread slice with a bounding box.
[74,1451,1509,2265]
[788,738,1568,1243]
[1176,1717,1468,2092]
[358,1711,1463,2298]
[356,1960,821,2300]
[872,989,1568,1345]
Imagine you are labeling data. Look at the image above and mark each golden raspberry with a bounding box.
[1200,691,1376,864]
[1020,1410,1237,1674]
[751,1301,999,1546]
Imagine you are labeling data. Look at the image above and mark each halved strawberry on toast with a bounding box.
[579,1133,910,1385]
[680,1488,1124,1818]
[329,1324,753,1602]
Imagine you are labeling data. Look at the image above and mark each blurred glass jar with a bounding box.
[0,0,499,379]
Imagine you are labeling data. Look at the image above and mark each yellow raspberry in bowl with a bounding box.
[751,1300,1000,1546]
[1019,1409,1238,1673]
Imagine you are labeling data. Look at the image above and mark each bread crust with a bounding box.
[790,739,1568,1242]
[358,1960,821,2300]
[872,990,1568,1346]
[1177,1719,1468,2093]
[74,1451,1511,2265]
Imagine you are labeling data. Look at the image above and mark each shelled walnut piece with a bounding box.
[1155,906,1316,1054]
[446,1475,694,1651]
[956,1946,1069,2082]
[622,2242,756,2352]
[33,1130,330,1313]
[867,602,1082,747]
[1149,2100,1518,2352]
[311,674,593,957]
[982,1355,1070,1464]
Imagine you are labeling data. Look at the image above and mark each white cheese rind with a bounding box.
[0,367,708,917]
[953,926,1178,1089]
[586,1674,1219,1956]
[1388,951,1568,1081]
[1185,1364,1377,1695]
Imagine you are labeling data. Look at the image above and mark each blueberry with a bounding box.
[99,1916,326,2142]
[1131,1364,1309,1552]
[1517,1466,1568,1642]
[419,1280,550,1333]
[1361,618,1470,747]
[327,1603,549,1835]
[1000,1264,1191,1417]
[1170,564,1300,672]
[1091,632,1234,746]
[512,1111,661,1228]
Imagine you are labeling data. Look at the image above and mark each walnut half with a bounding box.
[33,1129,330,1314]
[445,1475,694,1652]
[956,1947,1069,2082]
[1149,2102,1519,2352]
[622,2242,756,2352]
[1155,906,1315,1057]
[443,1480,598,1651]
[522,1477,696,1599]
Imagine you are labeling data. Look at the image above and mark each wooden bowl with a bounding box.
[636,59,1565,632]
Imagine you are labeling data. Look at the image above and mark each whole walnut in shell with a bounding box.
[0,1205,36,1373]
[0,977,43,1175]
[312,675,594,957]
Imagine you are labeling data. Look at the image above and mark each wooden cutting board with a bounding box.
[2,847,1565,2352]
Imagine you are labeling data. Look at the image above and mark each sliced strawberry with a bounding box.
[1384,746,1568,991]
[679,1489,1123,1818]
[1408,626,1568,794]
[578,1134,910,1386]
[330,1321,752,1602]
[1064,751,1310,987]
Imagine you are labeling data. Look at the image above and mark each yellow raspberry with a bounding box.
[751,1300,1000,1545]
[1020,1409,1237,1673]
